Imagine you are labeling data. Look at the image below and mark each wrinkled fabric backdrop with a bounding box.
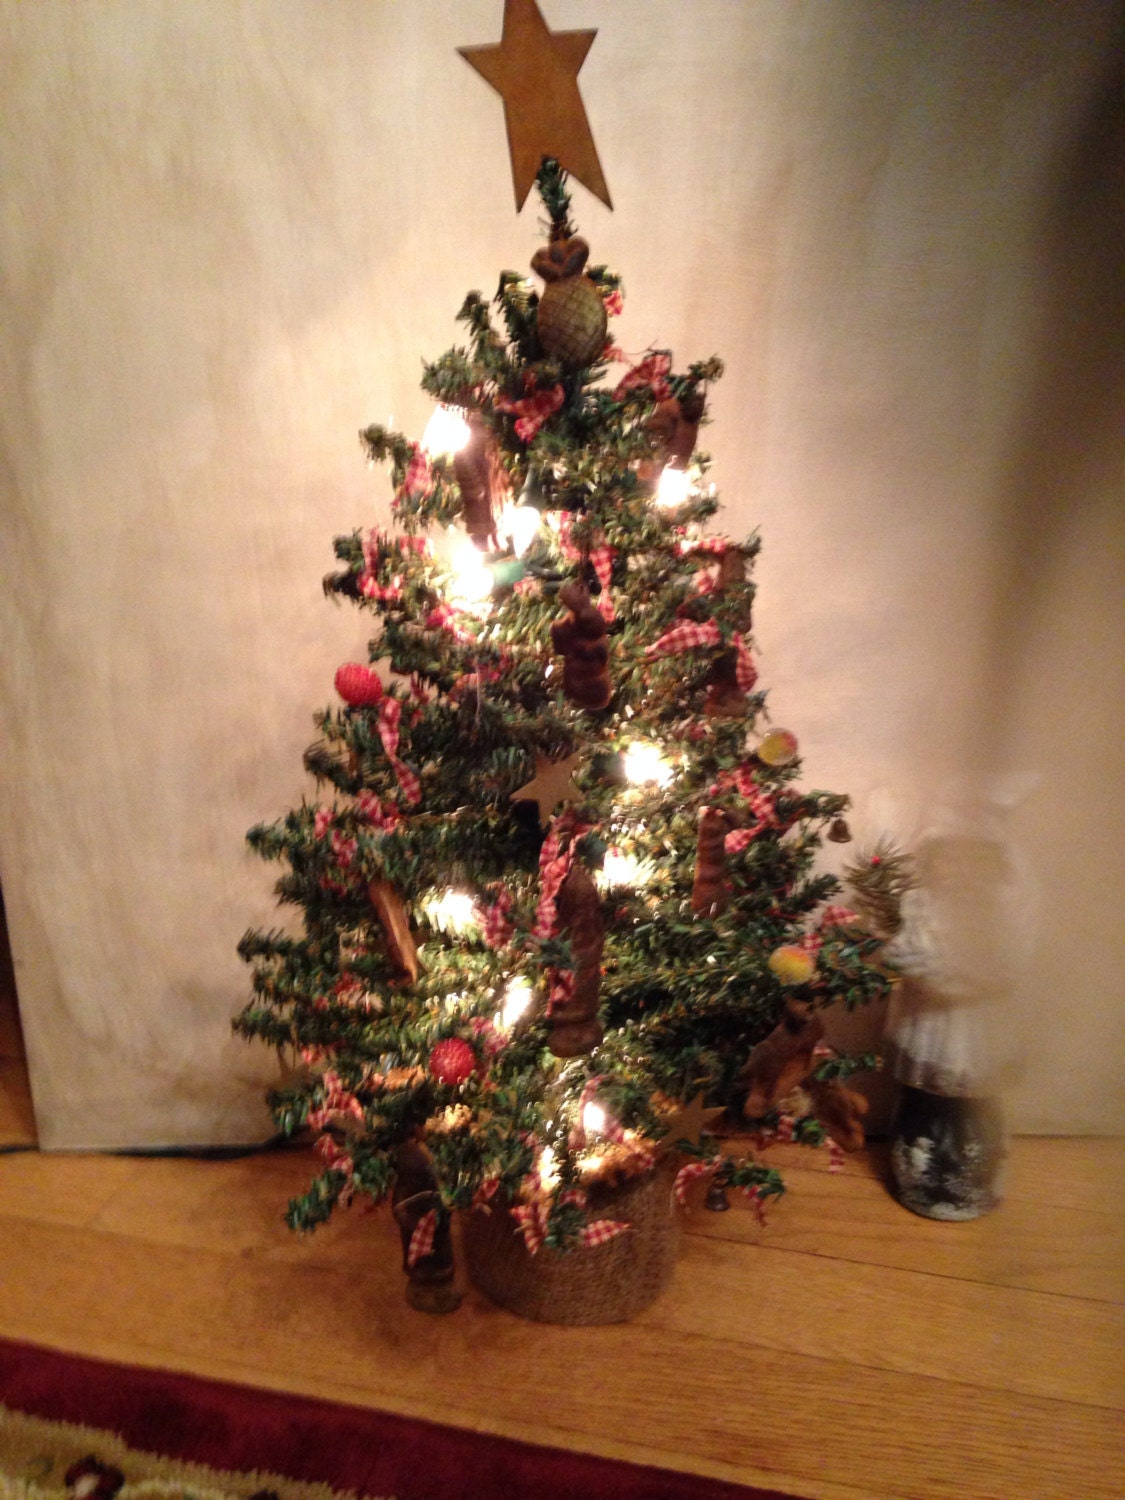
[1,0,1121,1147]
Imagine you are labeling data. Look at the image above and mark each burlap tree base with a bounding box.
[462,1166,680,1325]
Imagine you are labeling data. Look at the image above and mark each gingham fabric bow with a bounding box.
[376,697,421,805]
[406,1209,438,1268]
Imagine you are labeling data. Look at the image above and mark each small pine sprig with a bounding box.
[843,840,915,940]
[536,156,575,239]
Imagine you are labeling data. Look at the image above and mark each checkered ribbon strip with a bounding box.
[672,1158,719,1206]
[645,619,723,658]
[479,888,515,949]
[511,1201,549,1255]
[724,827,758,855]
[313,1134,356,1207]
[394,443,433,506]
[579,1219,632,1248]
[532,814,586,939]
[827,1138,846,1174]
[425,602,477,644]
[819,904,860,929]
[733,631,758,692]
[742,1184,768,1224]
[376,698,421,805]
[554,512,616,621]
[406,1208,438,1268]
[679,534,734,558]
[776,1113,796,1143]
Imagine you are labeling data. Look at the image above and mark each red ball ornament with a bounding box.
[335,662,384,707]
[428,1038,477,1086]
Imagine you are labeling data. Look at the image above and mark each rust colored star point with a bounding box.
[514,750,584,826]
[458,0,612,211]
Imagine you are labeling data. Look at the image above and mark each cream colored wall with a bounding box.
[1,1,1121,1148]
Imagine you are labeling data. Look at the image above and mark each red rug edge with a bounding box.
[0,1337,800,1500]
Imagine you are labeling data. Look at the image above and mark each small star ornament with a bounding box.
[459,0,612,211]
[513,750,584,826]
[659,1091,727,1153]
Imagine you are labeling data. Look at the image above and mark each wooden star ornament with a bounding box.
[459,0,612,211]
[658,1092,728,1154]
[513,750,584,826]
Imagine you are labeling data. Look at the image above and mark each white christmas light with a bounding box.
[654,465,693,509]
[498,976,533,1029]
[448,534,494,609]
[424,888,478,935]
[582,1100,607,1137]
[599,847,655,890]
[421,404,471,457]
[538,1144,560,1192]
[623,741,674,787]
[499,499,542,559]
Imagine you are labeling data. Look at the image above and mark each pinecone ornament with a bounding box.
[531,236,608,370]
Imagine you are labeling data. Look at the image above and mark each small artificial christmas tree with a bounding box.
[236,160,890,1311]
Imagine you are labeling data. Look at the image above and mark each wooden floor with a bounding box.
[1,958,1123,1498]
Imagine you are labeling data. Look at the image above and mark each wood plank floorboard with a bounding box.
[1,1140,1122,1499]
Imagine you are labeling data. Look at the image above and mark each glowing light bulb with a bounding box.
[654,465,693,509]
[538,1144,560,1192]
[448,534,494,610]
[499,976,533,1029]
[424,888,478,935]
[622,742,673,787]
[598,848,655,890]
[421,404,471,457]
[582,1101,607,1137]
[499,500,542,559]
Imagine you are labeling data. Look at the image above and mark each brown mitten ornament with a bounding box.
[531,236,608,370]
[392,1142,461,1314]
[691,807,731,917]
[452,413,508,549]
[550,582,611,710]
[549,861,604,1058]
[738,1005,826,1120]
[703,650,748,719]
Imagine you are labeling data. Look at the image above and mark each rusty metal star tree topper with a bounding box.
[459,0,612,212]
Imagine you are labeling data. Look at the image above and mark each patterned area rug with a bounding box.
[0,1340,793,1500]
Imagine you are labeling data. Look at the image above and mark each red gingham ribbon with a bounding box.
[406,1208,438,1268]
[827,1138,846,1174]
[679,534,734,558]
[672,1158,719,1206]
[532,815,584,939]
[479,888,514,950]
[733,632,758,692]
[724,827,758,855]
[742,1184,768,1224]
[512,1201,549,1255]
[819,904,860,929]
[646,619,722,658]
[313,1135,355,1207]
[579,1219,631,1248]
[495,380,565,442]
[612,351,672,402]
[553,513,616,621]
[775,1113,796,1144]
[426,602,477,644]
[377,698,421,805]
[394,444,433,506]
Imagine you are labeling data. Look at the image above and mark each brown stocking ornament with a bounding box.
[549,861,605,1058]
[452,413,508,549]
[550,582,611,711]
[691,807,731,917]
[392,1142,461,1314]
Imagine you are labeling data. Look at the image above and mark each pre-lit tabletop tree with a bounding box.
[236,159,888,1313]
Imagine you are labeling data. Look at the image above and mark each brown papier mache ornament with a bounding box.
[452,412,508,549]
[391,1141,461,1314]
[638,390,706,484]
[691,807,731,917]
[549,861,605,1057]
[531,235,608,370]
[551,581,612,710]
[369,878,419,984]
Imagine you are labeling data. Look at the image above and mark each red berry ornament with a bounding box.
[335,662,384,707]
[428,1038,477,1086]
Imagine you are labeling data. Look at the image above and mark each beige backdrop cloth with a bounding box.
[1,0,1122,1147]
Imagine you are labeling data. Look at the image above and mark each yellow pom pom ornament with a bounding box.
[768,944,817,986]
